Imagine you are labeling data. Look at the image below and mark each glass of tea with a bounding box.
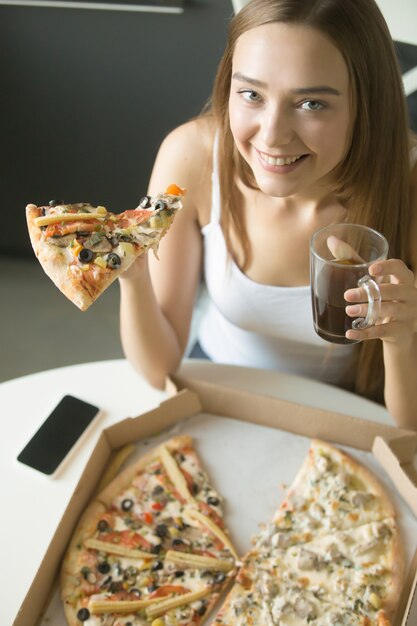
[310,223,388,344]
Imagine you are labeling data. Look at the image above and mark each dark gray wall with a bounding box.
[0,0,232,256]
[2,4,416,258]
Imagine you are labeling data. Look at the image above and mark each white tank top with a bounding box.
[197,139,357,387]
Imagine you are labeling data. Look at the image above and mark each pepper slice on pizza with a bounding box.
[60,435,238,626]
[26,184,184,311]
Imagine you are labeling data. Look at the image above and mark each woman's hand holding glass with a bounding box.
[345,259,417,347]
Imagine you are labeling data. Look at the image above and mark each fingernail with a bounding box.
[345,288,360,300]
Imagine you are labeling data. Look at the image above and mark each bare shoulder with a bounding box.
[149,116,215,217]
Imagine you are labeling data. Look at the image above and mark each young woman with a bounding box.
[119,0,417,429]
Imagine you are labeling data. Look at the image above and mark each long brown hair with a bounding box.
[208,0,414,404]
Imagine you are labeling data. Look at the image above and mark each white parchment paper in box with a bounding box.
[41,412,417,625]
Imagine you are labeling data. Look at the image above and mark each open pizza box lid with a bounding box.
[17,374,417,626]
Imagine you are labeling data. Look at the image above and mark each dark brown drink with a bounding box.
[311,261,361,345]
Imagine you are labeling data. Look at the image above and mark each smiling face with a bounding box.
[229,22,352,200]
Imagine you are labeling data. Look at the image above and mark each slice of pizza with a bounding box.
[60,435,237,626]
[26,184,184,311]
[254,439,396,550]
[253,517,402,623]
[212,573,374,626]
[213,439,403,626]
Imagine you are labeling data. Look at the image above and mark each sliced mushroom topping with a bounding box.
[337,471,352,488]
[351,492,374,508]
[294,596,316,619]
[373,522,392,539]
[311,584,326,599]
[326,542,345,562]
[315,453,331,475]
[271,532,291,549]
[310,503,325,521]
[298,548,320,571]
[83,233,113,253]
[47,233,75,247]
[270,595,292,621]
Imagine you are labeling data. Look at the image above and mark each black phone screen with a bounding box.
[17,395,100,475]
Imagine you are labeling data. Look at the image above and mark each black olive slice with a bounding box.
[106,253,121,269]
[77,608,90,621]
[155,523,168,538]
[79,248,94,264]
[154,199,167,211]
[121,498,133,511]
[139,195,151,208]
[98,561,111,574]
[97,519,109,532]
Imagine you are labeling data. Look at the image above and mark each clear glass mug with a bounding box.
[310,223,388,344]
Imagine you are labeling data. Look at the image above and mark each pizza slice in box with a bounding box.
[26,184,184,311]
[213,440,404,626]
[254,439,396,549]
[251,517,402,623]
[60,436,238,626]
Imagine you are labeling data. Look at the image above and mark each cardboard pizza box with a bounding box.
[16,374,417,626]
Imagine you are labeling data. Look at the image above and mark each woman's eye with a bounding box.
[300,100,324,111]
[239,90,262,103]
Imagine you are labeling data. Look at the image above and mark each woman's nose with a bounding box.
[261,105,294,147]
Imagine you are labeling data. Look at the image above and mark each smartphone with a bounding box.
[17,395,101,476]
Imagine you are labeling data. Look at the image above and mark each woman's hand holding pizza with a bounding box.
[345,258,417,347]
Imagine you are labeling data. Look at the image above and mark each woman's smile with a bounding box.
[256,148,309,172]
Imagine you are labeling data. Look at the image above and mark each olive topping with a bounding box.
[101,575,112,588]
[155,523,168,538]
[148,583,159,592]
[207,496,220,506]
[77,608,90,621]
[151,560,164,571]
[154,199,167,211]
[79,248,94,264]
[152,485,164,496]
[121,498,134,511]
[172,538,185,546]
[174,570,185,578]
[106,252,121,269]
[151,543,163,554]
[80,566,90,580]
[214,572,226,584]
[196,604,207,616]
[130,588,141,596]
[98,561,111,574]
[49,199,64,207]
[139,195,151,208]
[97,519,109,532]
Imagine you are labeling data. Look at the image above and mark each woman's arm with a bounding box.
[345,160,417,429]
[119,119,213,388]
